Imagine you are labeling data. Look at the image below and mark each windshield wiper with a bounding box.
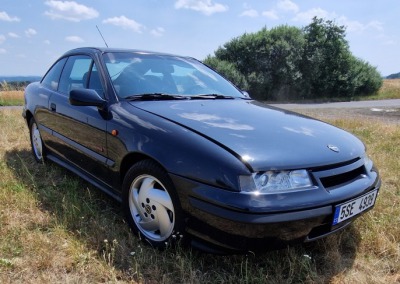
[189,94,235,100]
[125,93,189,101]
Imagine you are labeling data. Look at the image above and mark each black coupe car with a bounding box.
[23,47,380,253]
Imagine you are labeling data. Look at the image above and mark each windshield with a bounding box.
[102,52,245,99]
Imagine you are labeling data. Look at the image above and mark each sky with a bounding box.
[0,0,399,77]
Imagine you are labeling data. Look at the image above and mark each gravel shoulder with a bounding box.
[271,99,400,125]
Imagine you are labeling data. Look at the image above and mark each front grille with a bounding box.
[319,165,366,189]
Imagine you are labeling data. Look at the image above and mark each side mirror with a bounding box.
[241,90,250,98]
[69,88,106,109]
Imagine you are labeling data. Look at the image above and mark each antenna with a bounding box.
[96,25,109,48]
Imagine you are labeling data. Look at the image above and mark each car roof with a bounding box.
[63,47,189,58]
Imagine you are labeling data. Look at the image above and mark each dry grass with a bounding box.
[366,79,400,100]
[0,109,399,283]
[0,90,24,106]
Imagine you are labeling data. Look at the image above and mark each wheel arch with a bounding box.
[119,152,166,185]
[24,110,33,126]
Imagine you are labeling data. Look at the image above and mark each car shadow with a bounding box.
[4,148,361,282]
[4,149,133,266]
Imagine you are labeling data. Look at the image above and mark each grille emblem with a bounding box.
[327,144,340,153]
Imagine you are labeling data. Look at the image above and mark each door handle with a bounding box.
[50,103,56,111]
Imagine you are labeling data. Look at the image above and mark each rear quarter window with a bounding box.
[41,57,67,91]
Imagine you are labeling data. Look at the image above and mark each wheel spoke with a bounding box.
[155,204,174,238]
[137,177,155,203]
[138,218,159,232]
[148,188,174,212]
[130,189,145,220]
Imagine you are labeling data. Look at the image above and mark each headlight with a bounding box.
[239,170,313,194]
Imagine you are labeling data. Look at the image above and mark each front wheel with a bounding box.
[29,118,46,163]
[122,160,185,248]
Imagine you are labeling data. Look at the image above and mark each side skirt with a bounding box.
[46,153,122,202]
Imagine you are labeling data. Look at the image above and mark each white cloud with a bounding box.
[338,18,384,33]
[0,48,6,54]
[44,0,99,22]
[151,27,165,37]
[103,16,145,33]
[257,0,298,20]
[262,10,279,20]
[366,20,384,32]
[277,0,299,13]
[44,40,51,45]
[175,0,228,16]
[240,9,259,18]
[0,34,5,44]
[65,36,84,43]
[292,8,334,23]
[293,8,385,34]
[8,32,20,38]
[0,11,20,22]
[25,28,37,37]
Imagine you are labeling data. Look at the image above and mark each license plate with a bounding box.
[333,189,378,225]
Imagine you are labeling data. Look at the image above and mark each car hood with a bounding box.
[131,100,365,171]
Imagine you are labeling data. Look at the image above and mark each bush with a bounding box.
[203,56,249,91]
[207,18,382,101]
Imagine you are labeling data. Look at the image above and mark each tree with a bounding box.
[203,56,249,91]
[207,18,382,100]
[301,17,354,98]
[213,28,271,99]
[264,25,304,100]
[349,58,382,96]
[212,26,305,100]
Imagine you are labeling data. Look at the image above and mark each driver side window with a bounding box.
[58,55,104,98]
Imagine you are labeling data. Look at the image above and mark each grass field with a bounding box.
[0,108,399,283]
[363,79,400,101]
[0,90,25,106]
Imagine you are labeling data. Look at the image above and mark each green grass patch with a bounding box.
[0,91,24,106]
[0,109,399,283]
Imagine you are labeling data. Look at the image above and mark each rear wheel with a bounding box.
[29,118,46,163]
[122,160,185,248]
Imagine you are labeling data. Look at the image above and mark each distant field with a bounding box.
[0,108,399,283]
[0,90,24,106]
[364,79,400,100]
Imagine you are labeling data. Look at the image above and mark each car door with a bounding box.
[47,55,112,186]
[34,57,68,145]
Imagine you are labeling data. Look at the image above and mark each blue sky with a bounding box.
[0,0,399,76]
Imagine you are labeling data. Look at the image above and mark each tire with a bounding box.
[122,160,185,248]
[29,118,46,163]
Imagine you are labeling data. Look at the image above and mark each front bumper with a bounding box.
[170,168,381,253]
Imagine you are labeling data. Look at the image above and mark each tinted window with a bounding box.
[88,64,105,98]
[58,55,92,95]
[41,57,67,91]
[103,52,244,99]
